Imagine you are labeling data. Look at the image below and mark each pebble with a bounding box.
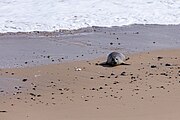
[75,68,82,71]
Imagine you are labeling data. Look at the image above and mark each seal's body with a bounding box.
[106,52,126,66]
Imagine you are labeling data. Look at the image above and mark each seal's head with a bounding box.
[111,56,124,65]
[106,52,125,66]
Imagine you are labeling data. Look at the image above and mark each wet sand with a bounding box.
[0,24,179,68]
[0,24,180,120]
[0,49,180,120]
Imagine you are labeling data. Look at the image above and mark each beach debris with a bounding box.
[75,67,82,71]
[34,74,41,77]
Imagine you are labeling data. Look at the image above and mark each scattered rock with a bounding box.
[110,42,113,45]
[120,72,126,76]
[151,65,157,68]
[0,111,7,113]
[29,93,36,97]
[157,57,163,60]
[160,73,168,76]
[165,63,171,66]
[99,75,105,78]
[160,86,165,89]
[111,73,115,76]
[99,87,103,89]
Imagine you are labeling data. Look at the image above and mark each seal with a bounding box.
[106,52,126,66]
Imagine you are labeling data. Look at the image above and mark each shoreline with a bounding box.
[0,24,180,68]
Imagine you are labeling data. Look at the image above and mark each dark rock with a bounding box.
[160,73,168,76]
[22,79,27,82]
[99,87,103,89]
[151,65,157,68]
[111,73,115,76]
[165,63,171,66]
[29,93,36,97]
[99,75,105,78]
[0,111,7,113]
[157,57,163,60]
[120,72,126,76]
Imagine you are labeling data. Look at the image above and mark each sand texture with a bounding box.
[0,49,180,120]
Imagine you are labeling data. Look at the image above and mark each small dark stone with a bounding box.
[99,87,103,89]
[22,79,28,82]
[37,95,41,97]
[115,75,118,78]
[160,86,165,89]
[90,77,94,79]
[160,73,168,76]
[25,62,28,64]
[100,75,105,78]
[111,73,115,76]
[165,63,171,66]
[113,81,119,84]
[0,111,7,113]
[157,57,163,60]
[29,93,36,97]
[151,65,157,68]
[120,72,126,76]
[92,88,95,90]
[110,42,113,45]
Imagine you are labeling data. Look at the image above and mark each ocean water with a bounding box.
[0,0,180,33]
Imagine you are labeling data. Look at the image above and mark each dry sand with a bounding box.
[0,48,180,120]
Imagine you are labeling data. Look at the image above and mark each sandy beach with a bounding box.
[0,25,180,120]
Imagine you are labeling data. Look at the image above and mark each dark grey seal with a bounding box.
[106,52,126,66]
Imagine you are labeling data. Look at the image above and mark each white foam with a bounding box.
[0,0,180,33]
